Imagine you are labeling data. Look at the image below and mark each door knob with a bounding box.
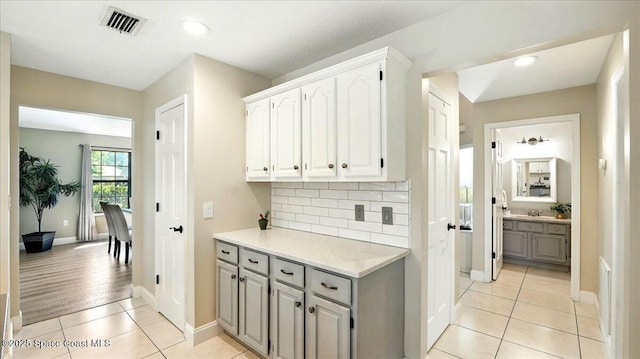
[169,225,183,233]
[447,223,456,231]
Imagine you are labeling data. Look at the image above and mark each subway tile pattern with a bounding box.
[270,181,411,248]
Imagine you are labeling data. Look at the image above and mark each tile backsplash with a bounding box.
[270,180,411,248]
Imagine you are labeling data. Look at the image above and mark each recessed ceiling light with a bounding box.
[513,56,538,67]
[181,19,209,35]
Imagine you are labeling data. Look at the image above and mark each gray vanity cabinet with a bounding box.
[272,281,305,359]
[530,233,567,264]
[239,268,269,355]
[503,230,528,259]
[216,260,238,335]
[503,219,570,268]
[306,294,351,359]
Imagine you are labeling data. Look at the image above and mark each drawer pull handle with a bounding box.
[555,226,559,231]
[280,269,294,276]
[321,282,338,290]
[231,274,236,279]
[248,258,259,264]
[221,250,230,255]
[308,306,315,313]
[295,301,302,308]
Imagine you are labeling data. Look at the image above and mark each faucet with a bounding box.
[527,209,540,216]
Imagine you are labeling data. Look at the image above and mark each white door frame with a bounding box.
[154,94,188,324]
[482,114,581,301]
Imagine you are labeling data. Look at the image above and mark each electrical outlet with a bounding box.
[382,207,393,225]
[355,205,365,221]
[63,220,69,227]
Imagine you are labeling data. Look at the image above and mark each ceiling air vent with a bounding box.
[100,6,146,36]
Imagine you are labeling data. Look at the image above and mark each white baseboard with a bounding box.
[470,270,485,282]
[580,290,598,305]
[185,320,222,346]
[139,286,157,311]
[130,285,140,298]
[11,310,22,331]
[451,301,462,323]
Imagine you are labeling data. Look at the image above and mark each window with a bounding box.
[91,149,131,212]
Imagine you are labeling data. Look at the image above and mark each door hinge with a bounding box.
[272,102,274,108]
[491,141,496,149]
[492,252,496,259]
[246,167,248,173]
[379,71,383,81]
[156,275,159,285]
[491,197,496,204]
[156,130,160,140]
[381,158,384,168]
[304,93,307,100]
[156,203,160,212]
[350,317,354,329]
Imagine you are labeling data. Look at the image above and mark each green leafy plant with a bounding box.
[19,148,80,233]
[259,210,270,220]
[550,202,572,215]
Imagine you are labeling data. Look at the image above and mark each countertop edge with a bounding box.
[503,215,572,224]
[212,231,410,279]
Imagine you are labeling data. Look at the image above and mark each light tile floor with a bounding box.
[9,297,256,359]
[432,263,607,359]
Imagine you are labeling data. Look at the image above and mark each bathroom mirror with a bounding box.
[511,157,557,203]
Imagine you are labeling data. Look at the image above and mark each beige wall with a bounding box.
[1,32,11,308]
[18,128,131,238]
[459,94,474,146]
[462,85,599,292]
[10,65,142,318]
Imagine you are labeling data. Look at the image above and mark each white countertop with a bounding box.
[504,214,571,225]
[213,227,410,278]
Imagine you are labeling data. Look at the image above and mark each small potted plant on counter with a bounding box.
[258,210,270,230]
[550,202,571,219]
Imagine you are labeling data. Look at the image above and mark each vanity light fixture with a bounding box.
[181,19,209,35]
[517,136,549,146]
[514,56,538,67]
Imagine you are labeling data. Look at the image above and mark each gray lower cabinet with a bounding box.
[272,281,305,359]
[216,260,238,335]
[239,268,269,355]
[306,294,350,359]
[503,219,570,267]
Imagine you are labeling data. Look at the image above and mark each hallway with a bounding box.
[429,263,605,359]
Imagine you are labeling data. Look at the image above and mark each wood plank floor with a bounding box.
[20,239,131,325]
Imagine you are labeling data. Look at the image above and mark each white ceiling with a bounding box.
[0,1,463,91]
[458,34,615,103]
[19,106,132,138]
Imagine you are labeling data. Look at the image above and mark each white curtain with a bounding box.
[78,144,96,241]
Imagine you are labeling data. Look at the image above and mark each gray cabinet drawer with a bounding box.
[217,241,238,264]
[503,220,513,230]
[547,223,567,235]
[273,257,305,288]
[517,221,543,233]
[310,269,351,306]
[240,248,269,275]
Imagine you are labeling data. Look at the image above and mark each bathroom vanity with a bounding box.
[502,214,571,270]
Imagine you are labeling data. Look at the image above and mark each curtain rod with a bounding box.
[79,145,131,152]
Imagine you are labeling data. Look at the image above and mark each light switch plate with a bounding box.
[355,205,365,222]
[382,207,393,225]
[203,201,214,219]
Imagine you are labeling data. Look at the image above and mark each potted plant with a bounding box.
[19,148,80,253]
[258,210,270,230]
[550,202,571,219]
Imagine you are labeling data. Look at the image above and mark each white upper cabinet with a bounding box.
[245,99,270,181]
[243,47,411,182]
[302,77,337,180]
[336,62,381,179]
[271,88,302,180]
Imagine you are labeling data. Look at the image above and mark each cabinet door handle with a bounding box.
[295,301,302,308]
[294,165,299,170]
[239,277,245,282]
[321,282,338,290]
[231,274,236,279]
[280,269,294,276]
[263,167,268,171]
[532,236,536,239]
[341,163,348,168]
[308,306,315,313]
[554,226,559,231]
[523,235,526,239]
[221,250,230,255]
[248,258,259,264]
[328,163,334,169]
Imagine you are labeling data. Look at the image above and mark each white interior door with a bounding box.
[491,129,504,280]
[426,92,454,349]
[155,98,186,330]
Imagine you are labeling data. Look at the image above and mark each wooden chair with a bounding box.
[107,204,132,264]
[99,202,117,254]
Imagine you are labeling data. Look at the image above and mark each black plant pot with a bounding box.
[22,231,56,253]
[258,219,268,230]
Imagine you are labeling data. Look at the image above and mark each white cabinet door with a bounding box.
[271,88,302,179]
[336,62,381,179]
[306,295,350,359]
[216,261,238,335]
[272,282,305,359]
[239,268,269,355]
[302,77,337,180]
[246,99,270,180]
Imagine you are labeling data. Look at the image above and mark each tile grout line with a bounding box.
[574,300,583,359]
[123,305,171,358]
[493,265,528,359]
